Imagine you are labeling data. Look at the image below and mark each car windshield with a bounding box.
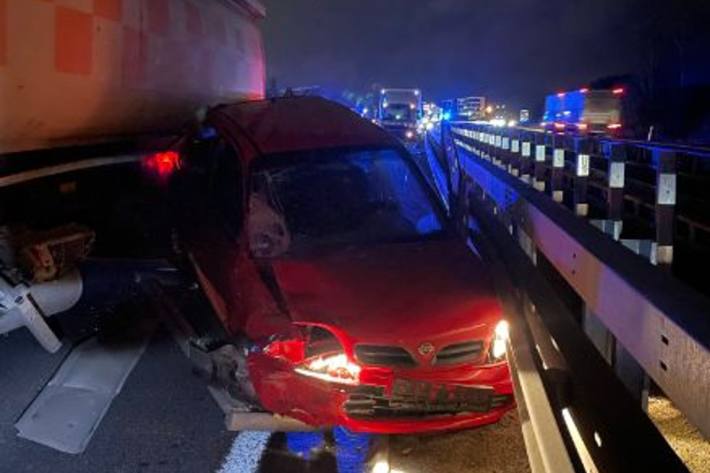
[249,148,444,256]
[382,104,415,122]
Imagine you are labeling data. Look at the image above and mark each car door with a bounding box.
[175,127,247,332]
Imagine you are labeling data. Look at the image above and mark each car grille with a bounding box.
[343,382,513,419]
[433,340,484,365]
[355,345,416,367]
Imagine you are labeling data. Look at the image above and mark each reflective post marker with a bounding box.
[607,144,626,240]
[534,135,547,192]
[574,139,590,217]
[655,150,676,267]
[552,144,566,203]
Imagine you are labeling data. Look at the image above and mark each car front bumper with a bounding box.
[248,352,514,434]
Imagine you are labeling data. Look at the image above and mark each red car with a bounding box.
[170,96,513,434]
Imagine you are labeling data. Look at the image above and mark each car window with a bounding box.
[249,147,444,256]
[209,140,243,239]
[176,129,243,239]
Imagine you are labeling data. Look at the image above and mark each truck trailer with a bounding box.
[0,0,266,349]
[377,88,422,143]
[0,0,265,154]
[542,88,623,134]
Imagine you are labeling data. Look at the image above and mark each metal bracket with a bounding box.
[0,271,62,353]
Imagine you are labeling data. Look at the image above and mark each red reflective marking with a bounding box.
[185,2,202,37]
[122,26,147,84]
[0,0,6,66]
[143,151,180,177]
[94,0,122,22]
[147,0,170,36]
[55,7,93,75]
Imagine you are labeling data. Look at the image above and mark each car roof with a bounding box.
[208,96,401,158]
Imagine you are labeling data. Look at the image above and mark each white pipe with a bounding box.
[29,269,83,316]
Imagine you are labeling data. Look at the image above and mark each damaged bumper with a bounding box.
[248,349,514,434]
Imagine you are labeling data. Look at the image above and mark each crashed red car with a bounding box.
[171,96,513,433]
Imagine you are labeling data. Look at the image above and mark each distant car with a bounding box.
[170,96,513,433]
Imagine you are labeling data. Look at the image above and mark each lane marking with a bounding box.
[217,431,272,473]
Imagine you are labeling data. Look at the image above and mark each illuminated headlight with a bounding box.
[425,122,434,131]
[490,320,510,361]
[295,353,361,385]
[405,130,415,139]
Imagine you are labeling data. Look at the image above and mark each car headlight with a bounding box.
[490,320,510,362]
[295,353,361,385]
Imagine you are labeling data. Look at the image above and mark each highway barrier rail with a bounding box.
[426,124,709,473]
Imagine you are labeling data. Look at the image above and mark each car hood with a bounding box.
[270,239,501,348]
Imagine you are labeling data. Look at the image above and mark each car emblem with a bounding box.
[418,342,435,356]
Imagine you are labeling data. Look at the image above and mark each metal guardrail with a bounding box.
[449,124,710,291]
[438,123,710,436]
[424,127,708,472]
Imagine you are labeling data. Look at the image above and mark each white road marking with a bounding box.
[217,431,272,473]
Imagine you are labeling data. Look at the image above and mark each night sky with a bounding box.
[260,0,710,111]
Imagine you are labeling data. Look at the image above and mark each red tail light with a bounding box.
[143,151,180,177]
[577,123,589,130]
[580,88,589,93]
[607,123,622,130]
[612,88,624,95]
[554,122,566,130]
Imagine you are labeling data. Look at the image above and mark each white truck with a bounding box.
[377,88,422,143]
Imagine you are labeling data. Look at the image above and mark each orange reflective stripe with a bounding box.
[55,6,93,75]
[0,0,5,66]
[94,0,122,22]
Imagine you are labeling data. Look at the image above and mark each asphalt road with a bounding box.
[1,326,237,473]
[1,294,529,473]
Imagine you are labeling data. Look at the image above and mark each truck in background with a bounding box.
[542,88,623,135]
[377,88,422,143]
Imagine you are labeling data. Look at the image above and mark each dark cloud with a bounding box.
[260,0,710,110]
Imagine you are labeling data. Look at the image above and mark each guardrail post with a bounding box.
[574,139,590,217]
[607,144,626,240]
[510,132,521,177]
[501,133,511,171]
[552,134,566,203]
[533,135,547,192]
[655,150,676,267]
[520,134,532,183]
[481,130,490,159]
[493,133,503,167]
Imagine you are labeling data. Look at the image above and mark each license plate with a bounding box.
[391,379,492,412]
